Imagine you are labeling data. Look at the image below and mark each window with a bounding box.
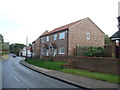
[59,47,65,54]
[49,44,53,49]
[46,36,49,41]
[41,37,46,42]
[59,32,65,39]
[86,33,90,40]
[41,47,46,54]
[54,34,57,40]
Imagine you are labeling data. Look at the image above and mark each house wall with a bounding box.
[33,37,40,59]
[40,30,68,57]
[22,47,26,56]
[32,42,35,58]
[68,18,105,55]
[22,47,32,57]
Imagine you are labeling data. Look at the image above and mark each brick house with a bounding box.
[38,17,105,58]
[32,37,41,59]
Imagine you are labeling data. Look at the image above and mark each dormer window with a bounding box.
[86,33,90,40]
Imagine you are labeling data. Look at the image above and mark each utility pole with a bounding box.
[116,16,120,58]
[26,37,28,60]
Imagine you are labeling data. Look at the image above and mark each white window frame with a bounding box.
[46,36,49,41]
[86,33,90,40]
[59,47,65,54]
[59,32,65,39]
[41,37,46,42]
[54,34,57,40]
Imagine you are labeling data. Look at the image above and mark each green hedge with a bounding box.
[84,47,104,57]
[76,46,104,57]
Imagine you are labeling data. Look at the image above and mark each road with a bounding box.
[2,56,80,89]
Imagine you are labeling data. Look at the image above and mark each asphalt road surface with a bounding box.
[2,56,81,89]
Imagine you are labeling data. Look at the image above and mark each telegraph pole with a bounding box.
[26,37,28,60]
[116,16,120,58]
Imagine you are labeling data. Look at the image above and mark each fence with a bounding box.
[75,45,115,58]
[104,45,113,57]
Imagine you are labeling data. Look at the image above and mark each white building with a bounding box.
[22,46,32,57]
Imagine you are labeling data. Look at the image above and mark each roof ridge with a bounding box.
[41,17,88,36]
[53,18,85,30]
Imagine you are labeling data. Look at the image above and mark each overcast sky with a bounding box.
[0,0,119,44]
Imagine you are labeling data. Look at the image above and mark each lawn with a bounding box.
[25,59,66,70]
[25,59,120,84]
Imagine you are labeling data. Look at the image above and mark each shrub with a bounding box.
[76,46,92,56]
[85,47,104,57]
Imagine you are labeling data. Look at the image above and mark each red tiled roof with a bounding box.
[41,18,86,36]
[41,30,49,36]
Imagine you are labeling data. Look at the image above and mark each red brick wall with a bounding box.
[54,56,119,75]
[33,37,40,59]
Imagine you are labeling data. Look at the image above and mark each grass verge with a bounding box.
[25,59,120,84]
[61,68,120,84]
[25,59,66,70]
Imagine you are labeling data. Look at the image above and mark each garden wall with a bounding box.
[54,56,120,75]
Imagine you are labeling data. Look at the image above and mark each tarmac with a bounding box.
[19,59,119,90]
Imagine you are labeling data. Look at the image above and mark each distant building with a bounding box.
[21,46,32,57]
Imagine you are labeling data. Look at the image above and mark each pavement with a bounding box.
[20,59,119,90]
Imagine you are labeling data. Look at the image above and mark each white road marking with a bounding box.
[10,73,20,82]
[10,73,30,90]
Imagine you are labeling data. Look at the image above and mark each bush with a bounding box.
[76,46,92,56]
[85,47,104,57]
